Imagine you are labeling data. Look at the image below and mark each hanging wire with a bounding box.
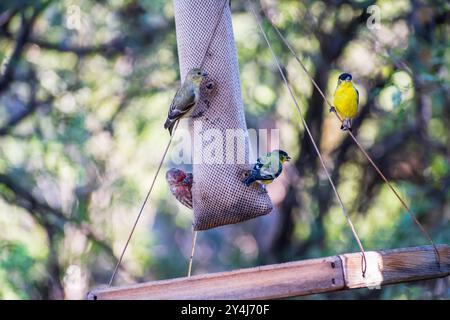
[108,0,229,286]
[109,122,178,287]
[264,11,440,267]
[187,225,198,277]
[364,31,413,76]
[199,0,229,69]
[248,2,367,277]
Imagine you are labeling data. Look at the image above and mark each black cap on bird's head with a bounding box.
[338,73,352,82]
[272,149,291,162]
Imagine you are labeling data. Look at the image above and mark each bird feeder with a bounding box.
[174,0,273,230]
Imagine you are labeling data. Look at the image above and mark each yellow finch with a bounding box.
[164,68,208,135]
[332,72,359,131]
[243,150,291,186]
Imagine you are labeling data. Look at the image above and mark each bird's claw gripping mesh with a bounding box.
[174,0,273,230]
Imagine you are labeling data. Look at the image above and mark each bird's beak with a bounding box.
[202,71,208,77]
[286,156,291,161]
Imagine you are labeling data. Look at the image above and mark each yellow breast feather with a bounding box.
[333,82,358,119]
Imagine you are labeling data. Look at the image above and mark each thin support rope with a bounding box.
[188,229,198,277]
[249,2,367,277]
[109,122,178,287]
[265,17,440,268]
[108,0,229,286]
[347,130,440,265]
[365,32,413,76]
[199,0,229,69]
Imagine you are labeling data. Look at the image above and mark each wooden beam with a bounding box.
[88,245,449,300]
[340,245,447,289]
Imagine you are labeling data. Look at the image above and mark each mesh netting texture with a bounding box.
[173,0,273,230]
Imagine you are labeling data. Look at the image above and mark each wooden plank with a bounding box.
[88,245,449,300]
[339,244,449,289]
[88,256,345,300]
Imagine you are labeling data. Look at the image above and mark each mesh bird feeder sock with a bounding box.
[173,0,273,230]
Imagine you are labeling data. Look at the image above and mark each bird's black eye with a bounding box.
[197,72,201,75]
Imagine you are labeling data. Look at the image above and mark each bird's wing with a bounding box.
[257,159,281,181]
[258,153,272,165]
[251,155,269,174]
[356,87,359,108]
[252,154,268,171]
[182,173,193,187]
[257,168,278,181]
[167,86,196,121]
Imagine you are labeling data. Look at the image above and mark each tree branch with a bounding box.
[0,12,37,94]
[0,96,52,136]
[0,173,131,278]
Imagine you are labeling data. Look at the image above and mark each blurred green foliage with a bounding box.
[0,0,449,299]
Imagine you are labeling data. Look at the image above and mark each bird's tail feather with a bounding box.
[164,118,175,135]
[340,118,352,131]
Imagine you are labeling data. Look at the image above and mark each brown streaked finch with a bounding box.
[166,168,193,209]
